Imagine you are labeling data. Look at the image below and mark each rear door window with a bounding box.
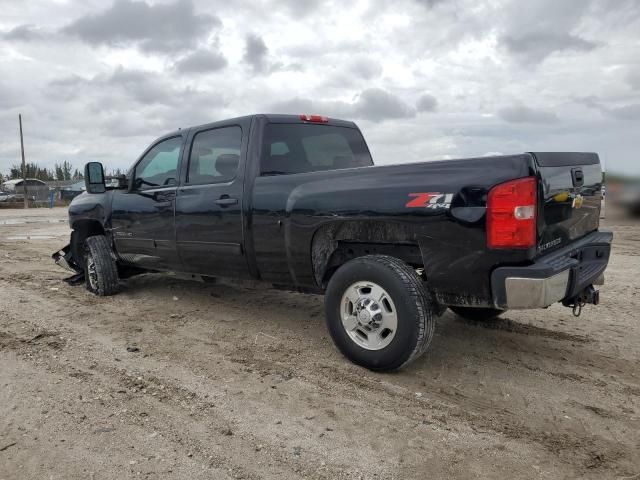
[187,126,242,185]
[260,124,372,176]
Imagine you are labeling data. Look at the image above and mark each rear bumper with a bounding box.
[491,230,612,309]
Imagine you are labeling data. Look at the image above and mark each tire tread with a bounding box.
[85,235,119,296]
[369,255,435,369]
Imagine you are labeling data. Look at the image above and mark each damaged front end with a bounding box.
[52,244,85,285]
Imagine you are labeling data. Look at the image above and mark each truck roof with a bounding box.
[163,114,358,139]
[260,114,357,128]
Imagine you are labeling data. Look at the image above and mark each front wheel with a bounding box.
[324,255,436,371]
[449,306,504,321]
[84,235,119,296]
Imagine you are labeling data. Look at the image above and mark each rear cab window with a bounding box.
[260,124,373,176]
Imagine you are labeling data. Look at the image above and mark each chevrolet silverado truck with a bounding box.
[53,114,612,371]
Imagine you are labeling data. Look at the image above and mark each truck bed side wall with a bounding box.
[250,154,535,303]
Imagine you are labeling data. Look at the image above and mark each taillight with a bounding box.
[487,176,537,249]
[299,114,328,123]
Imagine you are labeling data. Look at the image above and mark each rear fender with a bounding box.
[311,220,423,287]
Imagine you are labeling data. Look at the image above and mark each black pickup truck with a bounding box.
[54,114,612,371]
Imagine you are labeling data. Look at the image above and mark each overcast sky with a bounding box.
[1,0,639,175]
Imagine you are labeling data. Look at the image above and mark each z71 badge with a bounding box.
[406,192,453,209]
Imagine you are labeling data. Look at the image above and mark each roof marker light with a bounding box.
[299,114,329,123]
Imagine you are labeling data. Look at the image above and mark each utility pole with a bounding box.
[19,113,28,209]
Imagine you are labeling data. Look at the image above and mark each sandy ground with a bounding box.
[0,207,638,480]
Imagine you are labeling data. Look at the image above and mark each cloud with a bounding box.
[498,105,559,124]
[627,68,640,90]
[501,32,597,63]
[62,0,221,53]
[270,88,416,123]
[498,0,599,63]
[244,33,269,72]
[47,67,217,110]
[0,0,638,176]
[322,56,382,89]
[578,96,640,120]
[353,88,416,122]
[275,0,319,17]
[2,24,44,41]
[173,49,227,73]
[40,66,227,151]
[0,82,21,109]
[413,0,448,8]
[348,57,383,80]
[607,103,640,120]
[104,68,185,105]
[269,97,315,114]
[416,94,438,112]
[242,33,298,74]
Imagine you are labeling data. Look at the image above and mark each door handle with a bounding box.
[215,196,238,206]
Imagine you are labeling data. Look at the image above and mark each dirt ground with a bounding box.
[0,207,638,480]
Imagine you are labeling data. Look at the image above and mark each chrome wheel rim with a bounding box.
[87,255,98,290]
[340,281,398,350]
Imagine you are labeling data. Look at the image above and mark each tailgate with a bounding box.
[532,152,603,255]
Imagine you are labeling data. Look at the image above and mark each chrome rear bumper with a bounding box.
[504,270,570,309]
[491,230,612,310]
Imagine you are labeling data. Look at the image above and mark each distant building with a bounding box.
[1,178,48,192]
[0,178,50,203]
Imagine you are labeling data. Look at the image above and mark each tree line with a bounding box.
[1,162,126,185]
[1,160,83,183]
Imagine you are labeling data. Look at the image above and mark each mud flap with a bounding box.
[52,244,85,284]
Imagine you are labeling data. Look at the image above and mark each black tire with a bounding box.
[449,306,504,321]
[324,255,435,371]
[84,235,119,296]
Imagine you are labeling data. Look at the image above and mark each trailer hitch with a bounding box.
[562,285,599,317]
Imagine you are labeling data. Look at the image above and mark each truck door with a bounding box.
[111,135,184,269]
[174,123,250,278]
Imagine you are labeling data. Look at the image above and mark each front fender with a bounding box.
[68,191,113,231]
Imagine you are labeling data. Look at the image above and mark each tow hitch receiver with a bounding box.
[563,285,600,317]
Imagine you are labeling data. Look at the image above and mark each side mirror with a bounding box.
[84,162,106,194]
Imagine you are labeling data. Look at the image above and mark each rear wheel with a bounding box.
[84,235,119,296]
[449,306,504,321]
[324,255,436,371]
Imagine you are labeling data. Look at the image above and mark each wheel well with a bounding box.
[311,221,424,287]
[70,220,106,265]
